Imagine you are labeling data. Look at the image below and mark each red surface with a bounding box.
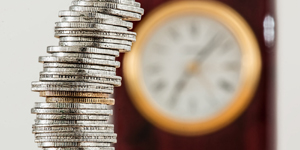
[115,0,276,150]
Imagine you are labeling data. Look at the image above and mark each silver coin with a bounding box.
[40,73,121,86]
[59,10,122,20]
[39,72,121,86]
[40,72,121,87]
[35,138,116,143]
[59,16,130,26]
[34,103,108,109]
[43,67,116,75]
[35,133,116,138]
[33,124,114,133]
[82,0,136,2]
[33,124,114,127]
[35,137,116,142]
[35,114,109,121]
[47,46,119,56]
[71,1,144,15]
[37,142,111,147]
[58,17,131,29]
[55,28,136,41]
[39,91,109,98]
[55,22,127,31]
[43,63,116,71]
[40,71,120,79]
[31,81,114,93]
[59,42,131,51]
[35,132,116,137]
[43,67,116,74]
[34,119,109,125]
[51,53,115,60]
[32,108,113,115]
[73,0,141,7]
[34,130,113,134]
[43,68,116,75]
[43,147,114,150]
[59,37,132,46]
[45,97,115,105]
[35,135,116,140]
[55,27,136,35]
[39,56,120,68]
[69,5,141,21]
[33,129,113,134]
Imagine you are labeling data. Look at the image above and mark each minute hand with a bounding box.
[194,34,220,63]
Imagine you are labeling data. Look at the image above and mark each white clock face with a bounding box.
[141,14,242,121]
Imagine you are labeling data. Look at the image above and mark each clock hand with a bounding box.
[167,34,221,108]
[168,70,191,108]
[194,34,221,63]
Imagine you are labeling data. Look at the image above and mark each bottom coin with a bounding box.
[43,147,114,150]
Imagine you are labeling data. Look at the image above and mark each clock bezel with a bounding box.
[123,1,261,136]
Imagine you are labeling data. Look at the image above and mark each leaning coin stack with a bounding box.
[31,1,144,150]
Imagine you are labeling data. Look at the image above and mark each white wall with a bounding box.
[277,0,300,150]
[0,1,70,150]
[0,0,296,149]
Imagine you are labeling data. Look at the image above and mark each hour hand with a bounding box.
[168,72,191,108]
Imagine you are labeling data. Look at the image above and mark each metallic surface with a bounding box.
[30,0,143,149]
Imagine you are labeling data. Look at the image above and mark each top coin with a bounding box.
[73,0,141,7]
[71,1,144,15]
[69,5,141,21]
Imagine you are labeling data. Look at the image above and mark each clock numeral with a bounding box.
[169,27,181,41]
[152,79,167,93]
[219,39,235,55]
[147,64,162,75]
[190,21,199,38]
[188,97,198,114]
[224,62,240,71]
[207,97,219,108]
[214,32,227,44]
[153,43,168,54]
[223,39,234,49]
[219,79,234,92]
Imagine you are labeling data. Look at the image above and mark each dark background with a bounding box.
[115,0,276,150]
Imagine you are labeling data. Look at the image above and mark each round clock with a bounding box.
[123,1,261,136]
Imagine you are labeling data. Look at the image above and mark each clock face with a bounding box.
[141,15,242,121]
[124,1,261,136]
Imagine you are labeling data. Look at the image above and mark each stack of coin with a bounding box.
[31,0,144,150]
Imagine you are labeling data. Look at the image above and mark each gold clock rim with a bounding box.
[123,1,261,136]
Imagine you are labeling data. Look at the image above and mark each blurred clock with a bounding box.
[116,0,276,150]
[124,1,261,136]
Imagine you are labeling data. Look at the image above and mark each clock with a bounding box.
[123,1,261,136]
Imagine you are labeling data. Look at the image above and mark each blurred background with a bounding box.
[0,0,297,149]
